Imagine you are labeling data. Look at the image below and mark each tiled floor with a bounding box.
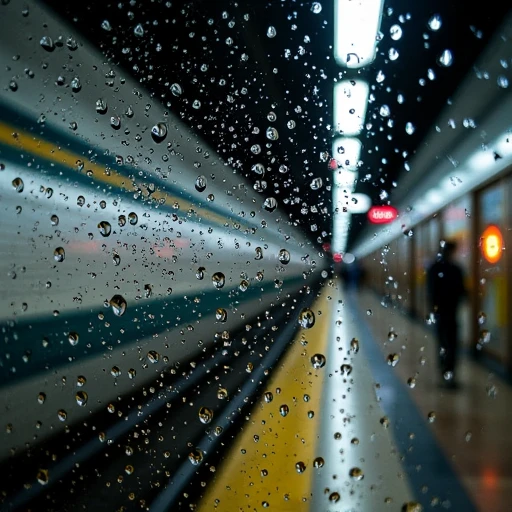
[356,288,512,512]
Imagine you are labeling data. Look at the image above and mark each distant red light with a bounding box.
[333,253,342,263]
[367,205,398,224]
[329,158,338,170]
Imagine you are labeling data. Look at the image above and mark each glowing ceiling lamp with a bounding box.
[334,80,369,136]
[331,137,362,171]
[334,0,384,69]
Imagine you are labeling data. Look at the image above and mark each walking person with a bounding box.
[427,241,467,389]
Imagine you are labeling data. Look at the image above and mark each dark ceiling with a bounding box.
[44,0,511,252]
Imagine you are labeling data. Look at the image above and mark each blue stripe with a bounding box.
[0,277,305,389]
[348,291,477,511]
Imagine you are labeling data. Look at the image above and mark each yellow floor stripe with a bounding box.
[0,120,247,230]
[197,286,332,512]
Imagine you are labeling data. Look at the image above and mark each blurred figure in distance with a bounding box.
[427,241,466,389]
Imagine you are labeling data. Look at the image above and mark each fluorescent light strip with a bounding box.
[332,137,362,171]
[334,80,369,136]
[334,169,358,191]
[334,0,384,69]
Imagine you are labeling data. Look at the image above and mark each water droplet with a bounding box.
[311,353,326,369]
[68,332,79,346]
[279,404,289,417]
[340,364,352,376]
[12,177,24,193]
[128,368,136,379]
[54,247,65,262]
[37,392,46,404]
[407,377,416,388]
[266,126,279,140]
[57,410,67,422]
[387,353,400,367]
[427,411,436,423]
[110,115,121,130]
[267,26,276,38]
[267,111,277,122]
[287,120,296,129]
[329,492,340,503]
[147,350,160,363]
[438,49,453,67]
[405,122,415,135]
[388,48,399,60]
[493,74,509,91]
[239,279,249,292]
[112,252,121,266]
[50,214,59,226]
[40,35,55,52]
[37,469,49,485]
[217,387,228,400]
[313,456,324,468]
[251,163,265,176]
[188,448,204,465]
[151,122,167,143]
[212,272,226,289]
[125,464,134,475]
[70,76,82,92]
[380,104,391,117]
[75,391,88,406]
[111,366,121,377]
[134,23,144,37]
[77,375,86,387]
[380,416,390,428]
[118,215,126,227]
[263,197,278,212]
[279,164,288,174]
[171,83,182,96]
[192,99,201,109]
[195,175,207,192]
[98,221,111,237]
[198,406,214,424]
[101,20,112,31]
[311,2,322,14]
[350,338,359,353]
[390,24,402,40]
[477,312,487,325]
[251,144,261,155]
[310,177,323,190]
[295,461,306,473]
[110,294,127,316]
[128,212,138,225]
[95,99,108,114]
[402,502,423,512]
[278,249,290,264]
[264,391,273,403]
[196,267,205,280]
[298,308,315,329]
[349,467,364,481]
[428,14,442,31]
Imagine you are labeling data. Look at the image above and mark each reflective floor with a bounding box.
[198,281,512,512]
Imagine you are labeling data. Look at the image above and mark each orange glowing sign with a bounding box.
[481,225,503,264]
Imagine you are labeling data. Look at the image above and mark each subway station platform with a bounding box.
[197,281,512,512]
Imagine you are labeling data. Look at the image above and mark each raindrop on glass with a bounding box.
[110,294,127,317]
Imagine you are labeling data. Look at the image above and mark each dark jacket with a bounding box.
[427,259,466,314]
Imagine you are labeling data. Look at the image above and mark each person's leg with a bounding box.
[435,316,448,377]
[444,318,459,381]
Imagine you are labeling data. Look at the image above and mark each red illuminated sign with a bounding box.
[367,206,398,224]
[333,253,342,263]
